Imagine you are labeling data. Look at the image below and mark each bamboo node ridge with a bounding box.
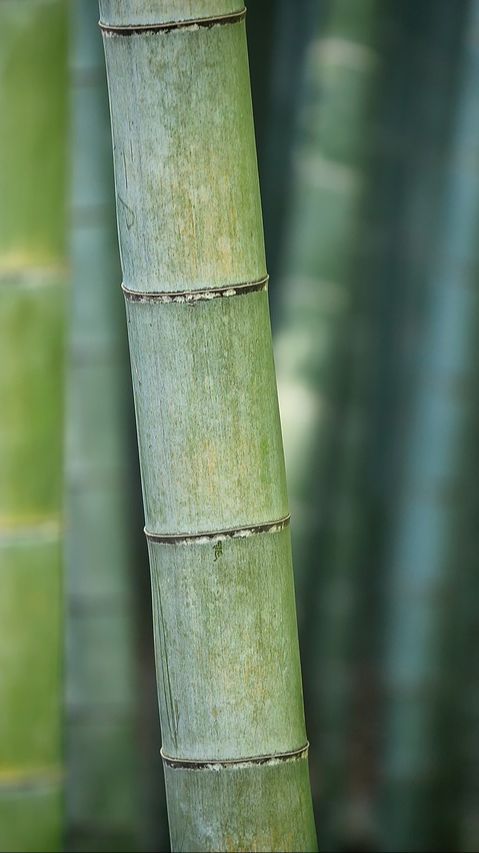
[144,515,291,545]
[121,275,268,303]
[99,7,247,36]
[160,742,309,770]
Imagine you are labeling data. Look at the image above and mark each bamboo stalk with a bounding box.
[0,1,67,850]
[379,1,479,848]
[352,3,469,849]
[65,1,144,849]
[249,0,316,307]
[274,0,381,617]
[273,0,381,846]
[99,2,317,850]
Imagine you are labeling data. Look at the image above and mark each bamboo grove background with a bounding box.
[0,0,478,850]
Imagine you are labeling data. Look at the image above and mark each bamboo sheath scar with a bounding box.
[100,1,317,849]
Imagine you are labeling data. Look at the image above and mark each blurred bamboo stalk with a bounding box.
[65,1,143,849]
[458,462,479,853]
[371,0,468,512]
[274,0,382,846]
[379,1,479,848]
[358,4,469,850]
[100,1,317,849]
[0,1,67,850]
[249,0,316,308]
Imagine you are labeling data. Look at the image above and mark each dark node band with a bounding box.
[161,742,309,770]
[144,515,290,545]
[99,7,246,36]
[121,275,268,303]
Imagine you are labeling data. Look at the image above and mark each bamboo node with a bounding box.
[121,275,268,303]
[144,515,290,545]
[160,742,309,770]
[99,8,246,37]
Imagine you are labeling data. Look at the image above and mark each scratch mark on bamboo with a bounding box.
[117,194,135,230]
[155,576,179,750]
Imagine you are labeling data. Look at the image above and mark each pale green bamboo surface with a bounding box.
[100,2,317,849]
[0,1,67,850]
[65,1,142,848]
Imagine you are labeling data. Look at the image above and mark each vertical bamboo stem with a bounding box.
[380,1,479,847]
[273,0,381,845]
[0,2,67,850]
[65,1,145,849]
[99,2,317,850]
[251,0,316,306]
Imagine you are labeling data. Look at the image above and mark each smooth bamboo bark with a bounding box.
[379,2,479,848]
[100,2,317,850]
[0,2,67,850]
[66,2,146,849]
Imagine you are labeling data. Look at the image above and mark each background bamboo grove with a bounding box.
[1,0,479,851]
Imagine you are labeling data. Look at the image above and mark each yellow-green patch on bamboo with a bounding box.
[126,289,288,535]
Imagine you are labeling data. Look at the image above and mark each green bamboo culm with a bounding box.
[0,1,67,851]
[65,1,144,849]
[99,2,317,850]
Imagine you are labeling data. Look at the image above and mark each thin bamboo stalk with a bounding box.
[274,0,381,618]
[250,0,316,308]
[0,1,67,850]
[357,3,469,848]
[458,485,479,853]
[379,1,479,848]
[99,2,317,850]
[65,1,144,849]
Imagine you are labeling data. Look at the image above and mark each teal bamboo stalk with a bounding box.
[458,490,479,853]
[457,346,479,853]
[371,0,469,508]
[379,1,479,847]
[250,0,316,305]
[275,0,380,616]
[356,4,470,848]
[455,396,479,853]
[65,1,149,849]
[0,2,67,850]
[273,0,381,846]
[99,2,317,850]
